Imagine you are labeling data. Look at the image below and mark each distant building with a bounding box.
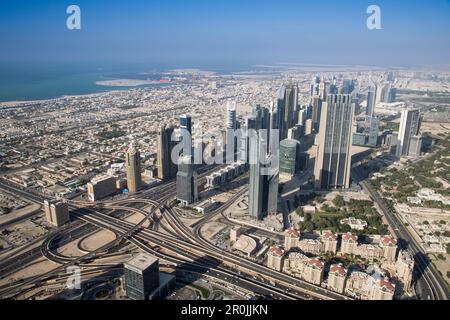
[157,124,177,180]
[44,200,70,227]
[226,101,237,130]
[305,119,313,135]
[180,114,193,157]
[396,107,421,158]
[328,264,347,294]
[125,142,142,193]
[267,245,285,271]
[87,175,116,201]
[366,84,377,118]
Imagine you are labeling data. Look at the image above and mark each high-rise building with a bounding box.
[277,82,298,139]
[366,84,377,117]
[87,175,117,201]
[176,155,198,205]
[367,116,380,147]
[408,135,422,157]
[180,114,192,157]
[125,142,142,193]
[124,253,160,300]
[248,133,279,220]
[396,108,421,158]
[44,200,70,227]
[226,101,237,130]
[310,95,323,133]
[279,139,300,175]
[314,94,355,189]
[157,124,177,180]
[247,105,279,220]
[341,79,355,95]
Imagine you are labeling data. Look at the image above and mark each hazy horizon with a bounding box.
[1,0,450,67]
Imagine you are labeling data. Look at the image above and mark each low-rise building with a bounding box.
[328,264,347,294]
[267,245,285,271]
[341,232,358,255]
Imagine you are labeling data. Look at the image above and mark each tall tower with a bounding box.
[366,84,377,118]
[278,82,298,140]
[226,101,237,130]
[314,94,355,189]
[126,142,142,193]
[180,114,192,157]
[396,107,421,158]
[248,106,279,220]
[157,124,177,180]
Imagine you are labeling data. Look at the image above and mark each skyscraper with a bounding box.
[314,94,355,189]
[311,95,323,133]
[157,124,177,180]
[367,116,380,147]
[366,84,377,117]
[176,155,198,205]
[277,82,298,140]
[226,101,237,130]
[396,108,421,158]
[248,105,279,220]
[126,142,142,193]
[248,134,279,220]
[180,114,192,157]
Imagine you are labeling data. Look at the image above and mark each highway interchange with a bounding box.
[0,159,448,301]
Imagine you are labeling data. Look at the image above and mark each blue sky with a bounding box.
[0,0,449,68]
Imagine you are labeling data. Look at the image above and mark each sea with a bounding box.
[0,62,259,103]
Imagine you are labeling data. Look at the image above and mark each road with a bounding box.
[353,167,449,300]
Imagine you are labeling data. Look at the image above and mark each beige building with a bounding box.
[354,244,383,261]
[44,200,70,227]
[284,228,300,251]
[298,239,323,255]
[379,235,398,262]
[230,226,244,242]
[126,142,142,193]
[346,271,395,300]
[87,175,117,201]
[322,231,338,254]
[283,252,308,274]
[341,232,358,255]
[303,258,324,285]
[267,245,285,271]
[395,250,414,292]
[328,264,347,294]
